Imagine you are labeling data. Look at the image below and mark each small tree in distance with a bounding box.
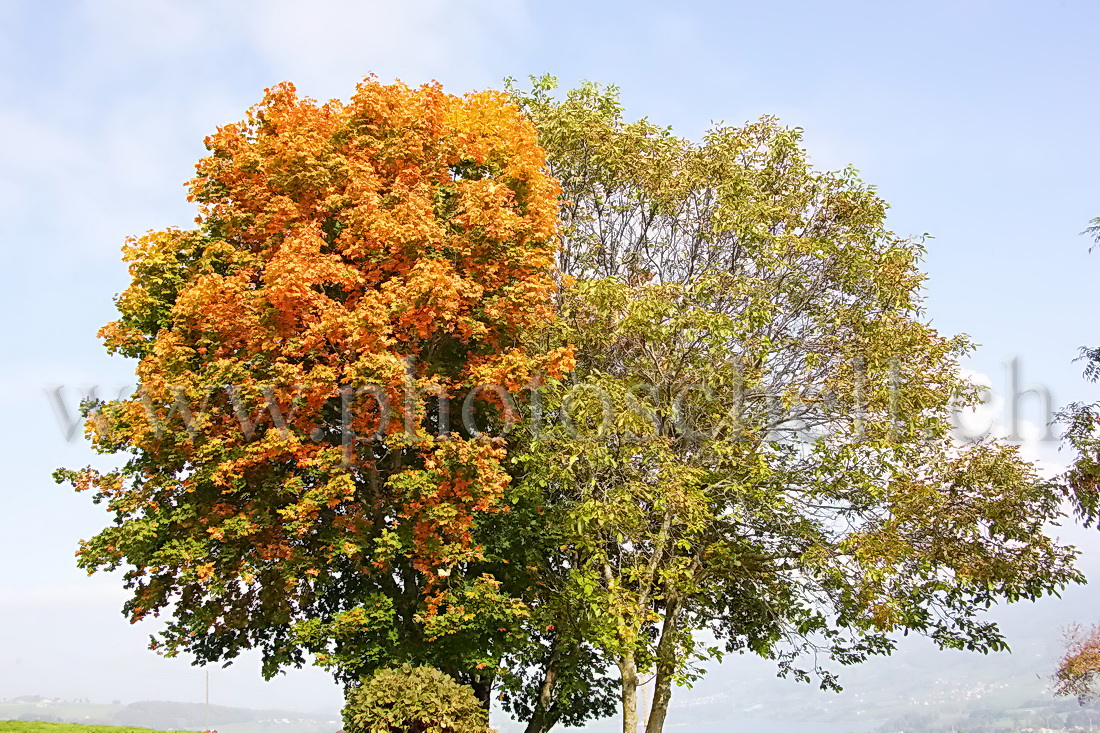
[1055,623,1100,703]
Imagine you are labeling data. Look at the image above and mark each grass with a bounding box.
[0,723,197,732]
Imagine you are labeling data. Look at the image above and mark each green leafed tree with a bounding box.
[505,76,1086,733]
[1052,218,1100,705]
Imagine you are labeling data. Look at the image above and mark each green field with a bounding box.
[0,723,197,732]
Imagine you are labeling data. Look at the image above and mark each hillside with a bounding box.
[0,723,194,732]
[0,698,339,733]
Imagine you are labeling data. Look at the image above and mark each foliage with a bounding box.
[53,76,569,704]
[1053,218,1100,706]
[56,70,1093,733]
[506,75,1084,733]
[484,470,620,732]
[1084,216,1100,251]
[1061,346,1100,533]
[341,664,492,733]
[1054,623,1100,703]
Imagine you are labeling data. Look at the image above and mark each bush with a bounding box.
[341,664,493,733]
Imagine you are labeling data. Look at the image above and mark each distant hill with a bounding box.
[0,699,341,733]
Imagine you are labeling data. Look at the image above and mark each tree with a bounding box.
[1052,218,1100,705]
[1084,215,1100,248]
[1055,623,1100,703]
[490,457,619,733]
[505,76,1086,733]
[54,76,576,710]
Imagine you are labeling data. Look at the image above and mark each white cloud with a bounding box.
[953,367,1067,477]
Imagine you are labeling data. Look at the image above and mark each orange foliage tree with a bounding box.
[55,77,573,705]
[1055,623,1100,703]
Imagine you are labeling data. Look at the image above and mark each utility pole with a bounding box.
[205,667,210,733]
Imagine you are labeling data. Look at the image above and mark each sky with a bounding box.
[2,0,1100,725]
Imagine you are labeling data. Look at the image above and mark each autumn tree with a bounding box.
[1055,623,1100,703]
[504,76,1087,733]
[54,76,581,712]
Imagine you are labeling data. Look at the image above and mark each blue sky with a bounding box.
[2,0,1100,723]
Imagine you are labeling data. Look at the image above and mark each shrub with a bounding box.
[342,664,493,733]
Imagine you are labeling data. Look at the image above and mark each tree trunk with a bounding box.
[643,597,683,733]
[470,674,493,712]
[523,646,562,733]
[618,653,640,733]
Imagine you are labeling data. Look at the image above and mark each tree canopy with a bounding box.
[1051,217,1100,705]
[54,76,575,707]
[56,74,1094,733]
[504,76,1085,733]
